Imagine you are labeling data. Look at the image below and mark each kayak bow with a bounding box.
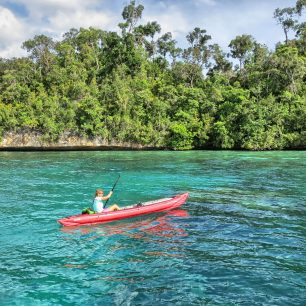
[58,193,189,227]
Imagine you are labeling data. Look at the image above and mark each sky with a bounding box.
[0,0,301,59]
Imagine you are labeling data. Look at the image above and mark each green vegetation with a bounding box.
[0,0,305,150]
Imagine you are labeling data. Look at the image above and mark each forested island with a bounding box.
[0,1,305,150]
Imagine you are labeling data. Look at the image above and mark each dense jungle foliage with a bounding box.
[0,0,305,150]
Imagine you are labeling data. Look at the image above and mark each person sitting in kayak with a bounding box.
[93,189,120,213]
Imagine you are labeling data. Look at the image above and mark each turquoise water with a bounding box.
[0,151,305,305]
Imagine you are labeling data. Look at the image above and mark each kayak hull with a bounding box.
[58,193,189,227]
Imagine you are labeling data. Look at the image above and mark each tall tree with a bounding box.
[207,44,232,75]
[182,27,212,86]
[22,35,56,81]
[229,34,255,70]
[136,21,161,58]
[119,0,144,34]
[274,7,297,44]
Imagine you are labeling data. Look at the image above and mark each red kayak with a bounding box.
[58,193,189,227]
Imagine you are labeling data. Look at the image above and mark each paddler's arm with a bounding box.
[101,191,113,201]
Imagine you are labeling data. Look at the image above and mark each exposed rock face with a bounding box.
[0,131,152,150]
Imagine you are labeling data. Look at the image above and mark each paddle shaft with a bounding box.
[103,175,121,208]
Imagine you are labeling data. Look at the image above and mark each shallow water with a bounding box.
[0,151,305,305]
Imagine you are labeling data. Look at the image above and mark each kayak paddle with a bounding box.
[104,174,121,208]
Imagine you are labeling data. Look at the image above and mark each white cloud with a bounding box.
[11,0,100,15]
[0,42,27,58]
[45,10,115,39]
[194,0,217,6]
[143,0,292,50]
[144,5,189,39]
[201,2,285,50]
[0,7,27,57]
[0,7,24,46]
[0,1,116,57]
[5,0,108,30]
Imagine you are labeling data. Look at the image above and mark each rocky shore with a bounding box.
[0,131,154,151]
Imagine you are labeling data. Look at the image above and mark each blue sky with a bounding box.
[0,0,300,58]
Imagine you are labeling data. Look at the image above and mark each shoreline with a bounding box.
[0,131,304,151]
[0,146,304,152]
[0,145,160,151]
[0,131,158,151]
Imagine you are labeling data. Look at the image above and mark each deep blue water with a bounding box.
[0,151,305,305]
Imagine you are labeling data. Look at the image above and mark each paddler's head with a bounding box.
[95,189,104,197]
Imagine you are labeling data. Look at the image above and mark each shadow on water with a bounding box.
[60,209,189,240]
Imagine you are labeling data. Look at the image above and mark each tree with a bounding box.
[157,33,176,58]
[295,0,306,15]
[295,22,306,55]
[185,27,211,68]
[207,44,232,75]
[137,21,161,59]
[182,27,212,86]
[274,7,297,44]
[276,45,305,94]
[229,34,255,70]
[119,0,144,34]
[22,35,56,81]
[168,122,194,150]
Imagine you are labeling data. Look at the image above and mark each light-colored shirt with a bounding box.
[93,197,104,213]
